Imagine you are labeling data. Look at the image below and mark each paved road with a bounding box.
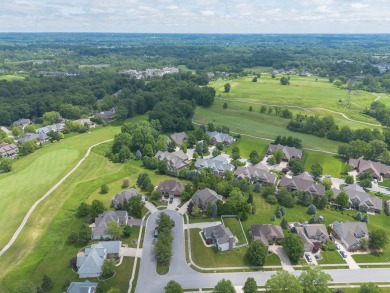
[135,210,390,293]
[0,139,113,257]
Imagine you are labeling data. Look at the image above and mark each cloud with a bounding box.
[0,0,388,33]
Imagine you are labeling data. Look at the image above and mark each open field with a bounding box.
[189,229,281,268]
[210,74,390,124]
[195,100,343,153]
[0,150,139,292]
[0,74,25,81]
[317,250,346,265]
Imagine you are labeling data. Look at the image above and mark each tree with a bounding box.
[246,240,268,265]
[232,146,240,160]
[253,183,261,193]
[321,178,332,190]
[243,277,257,293]
[143,143,154,157]
[359,179,372,189]
[43,111,61,124]
[359,283,381,293]
[249,150,261,164]
[298,266,333,293]
[283,233,304,263]
[345,175,354,184]
[362,214,368,223]
[206,202,213,216]
[108,220,123,240]
[369,229,388,250]
[102,259,116,278]
[78,224,92,245]
[165,280,183,293]
[128,196,144,218]
[281,218,289,229]
[76,202,90,217]
[289,158,304,175]
[311,163,323,180]
[272,149,284,164]
[135,150,142,160]
[90,200,105,218]
[122,225,132,238]
[280,76,290,85]
[158,160,168,174]
[277,188,296,208]
[265,270,303,293]
[249,106,253,112]
[100,184,109,194]
[252,77,257,82]
[336,191,349,209]
[307,204,317,215]
[0,157,13,172]
[260,105,267,113]
[224,83,231,93]
[41,274,54,292]
[213,279,235,293]
[355,211,362,221]
[223,102,228,109]
[122,179,130,188]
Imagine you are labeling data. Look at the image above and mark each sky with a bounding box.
[1,0,389,33]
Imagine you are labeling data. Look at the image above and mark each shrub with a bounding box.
[266,194,278,205]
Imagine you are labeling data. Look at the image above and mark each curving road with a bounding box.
[135,210,390,293]
[0,139,113,257]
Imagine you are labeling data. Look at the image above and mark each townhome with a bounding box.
[267,144,303,161]
[279,172,325,196]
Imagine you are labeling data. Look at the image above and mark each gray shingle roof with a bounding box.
[0,143,19,157]
[67,281,97,293]
[235,166,277,185]
[332,184,382,212]
[92,211,128,239]
[156,180,184,196]
[155,150,189,170]
[112,188,144,208]
[349,158,390,178]
[203,224,234,245]
[170,132,188,145]
[279,172,325,196]
[267,144,302,160]
[206,131,234,144]
[250,224,284,246]
[332,221,368,250]
[195,155,234,173]
[192,188,224,209]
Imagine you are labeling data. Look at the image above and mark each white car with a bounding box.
[305,254,312,262]
[336,244,341,250]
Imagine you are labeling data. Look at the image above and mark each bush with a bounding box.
[326,240,337,251]
[100,184,109,194]
[321,244,328,251]
[307,204,317,215]
[266,195,278,205]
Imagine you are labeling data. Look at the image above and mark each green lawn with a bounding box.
[0,74,25,81]
[222,217,247,245]
[211,74,386,125]
[379,179,390,188]
[317,250,345,264]
[190,229,281,268]
[302,151,345,177]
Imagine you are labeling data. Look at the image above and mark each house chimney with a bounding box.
[229,236,234,251]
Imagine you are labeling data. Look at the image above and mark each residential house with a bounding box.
[112,188,145,209]
[169,132,188,146]
[279,172,325,196]
[74,118,96,128]
[250,224,284,248]
[235,166,277,185]
[12,118,31,127]
[156,180,184,197]
[94,108,116,121]
[267,144,303,161]
[191,188,224,210]
[17,132,48,144]
[203,224,238,251]
[91,211,128,240]
[195,155,234,175]
[349,158,390,180]
[155,150,189,172]
[206,131,234,145]
[386,200,390,216]
[332,184,382,213]
[36,123,64,135]
[295,224,329,252]
[0,143,19,158]
[76,241,121,278]
[67,281,97,293]
[332,221,368,251]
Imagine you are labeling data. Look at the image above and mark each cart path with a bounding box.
[0,139,113,257]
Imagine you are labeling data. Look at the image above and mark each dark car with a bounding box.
[340,251,347,258]
[169,197,173,204]
[305,253,312,262]
[171,220,175,227]
[154,227,158,238]
[329,235,335,242]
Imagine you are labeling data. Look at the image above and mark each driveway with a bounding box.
[268,245,294,271]
[335,240,360,269]
[144,201,158,213]
[185,221,222,230]
[167,197,181,210]
[120,247,143,258]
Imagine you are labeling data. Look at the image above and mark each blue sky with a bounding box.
[1,0,389,33]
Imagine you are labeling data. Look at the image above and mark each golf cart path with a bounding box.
[0,139,113,257]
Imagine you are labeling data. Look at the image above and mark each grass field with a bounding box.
[189,229,281,268]
[317,250,346,265]
[222,217,247,245]
[211,74,390,124]
[0,74,25,81]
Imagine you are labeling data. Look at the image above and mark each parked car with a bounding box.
[154,227,159,239]
[329,235,335,242]
[336,244,341,250]
[171,220,175,227]
[340,251,347,258]
[305,253,312,262]
[169,197,173,204]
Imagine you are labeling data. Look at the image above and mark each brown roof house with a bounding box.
[91,211,128,240]
[235,166,277,185]
[206,131,234,145]
[156,180,184,197]
[0,143,19,158]
[169,132,188,146]
[94,108,116,121]
[267,144,303,161]
[349,158,390,179]
[155,150,189,172]
[112,188,145,209]
[250,224,284,248]
[203,224,238,251]
[332,221,368,251]
[13,118,31,127]
[279,172,325,196]
[295,224,329,252]
[191,188,224,210]
[332,184,382,213]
